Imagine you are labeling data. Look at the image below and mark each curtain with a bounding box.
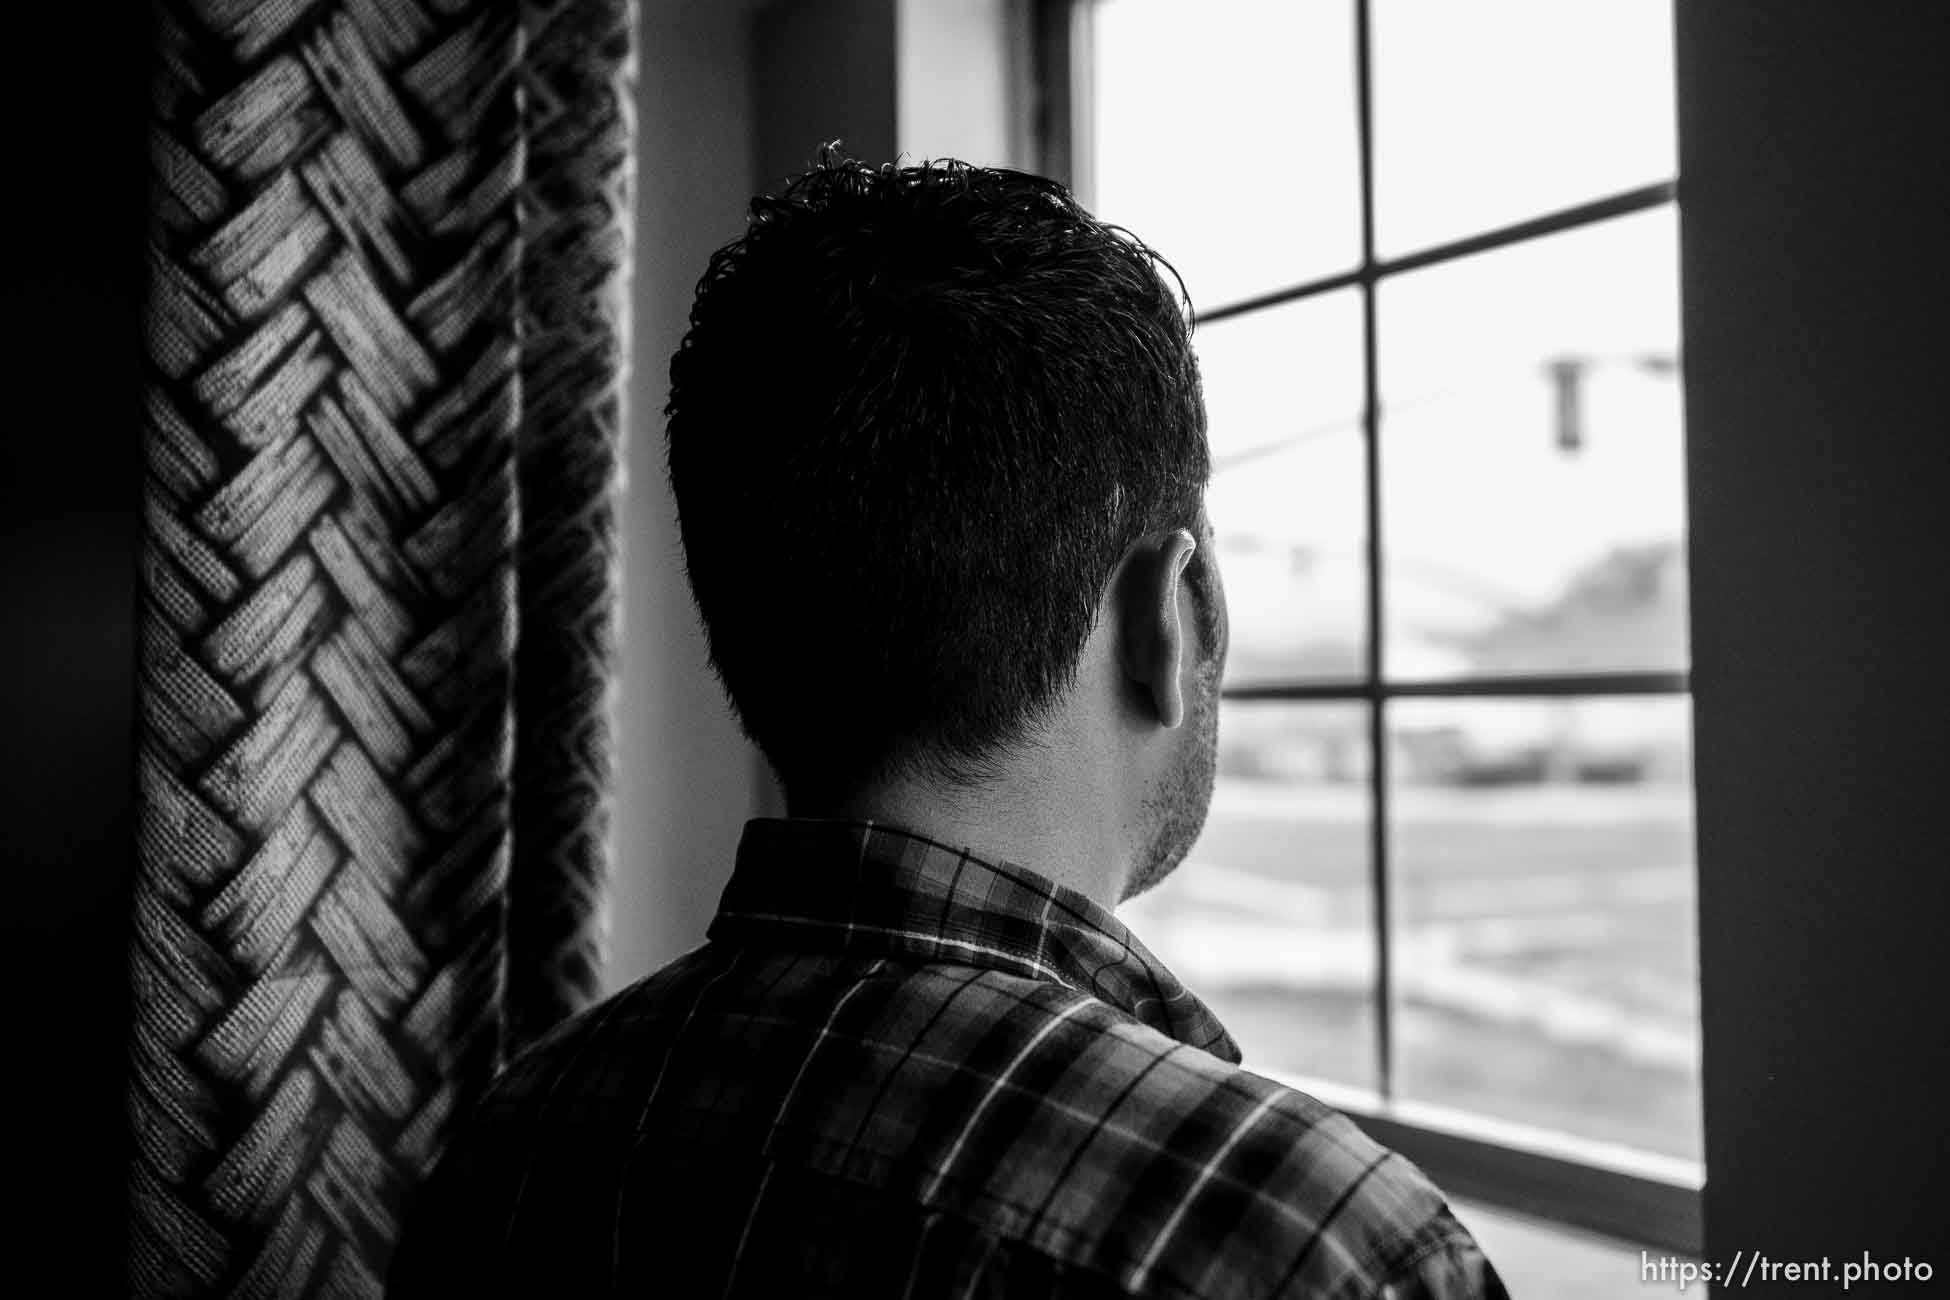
[130,0,635,1293]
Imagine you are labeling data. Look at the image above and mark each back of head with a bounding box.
[665,150,1208,810]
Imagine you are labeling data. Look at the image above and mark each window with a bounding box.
[1053,0,1701,1250]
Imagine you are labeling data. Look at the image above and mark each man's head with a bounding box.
[666,151,1223,893]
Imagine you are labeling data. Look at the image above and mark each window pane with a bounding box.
[1378,210,1687,681]
[1199,291,1368,686]
[1091,0,1360,310]
[1389,696,1701,1161]
[1122,701,1378,1092]
[1373,0,1678,255]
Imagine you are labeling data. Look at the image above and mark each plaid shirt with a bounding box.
[390,820,1507,1298]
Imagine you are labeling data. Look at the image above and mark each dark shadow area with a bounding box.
[0,11,150,1290]
[1679,0,1950,1270]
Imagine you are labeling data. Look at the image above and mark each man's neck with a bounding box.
[815,738,1132,910]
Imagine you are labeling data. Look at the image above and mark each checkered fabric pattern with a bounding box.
[388,820,1508,1298]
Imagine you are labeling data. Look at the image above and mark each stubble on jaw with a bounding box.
[1122,651,1221,903]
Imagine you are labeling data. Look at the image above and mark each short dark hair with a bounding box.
[665,150,1209,808]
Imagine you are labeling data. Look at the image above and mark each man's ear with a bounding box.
[1117,529,1198,729]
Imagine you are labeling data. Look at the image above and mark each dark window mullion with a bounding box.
[1376,180,1677,280]
[1353,0,1394,1103]
[1225,671,1692,703]
[1195,266,1366,328]
[1194,181,1678,327]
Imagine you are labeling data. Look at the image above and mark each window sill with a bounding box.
[1257,1068,1704,1255]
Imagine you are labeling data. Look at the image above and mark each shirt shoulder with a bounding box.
[919,981,1488,1297]
[742,958,1492,1299]
[393,949,1499,1300]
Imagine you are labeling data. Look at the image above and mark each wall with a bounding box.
[752,0,1022,189]
[897,0,1021,168]
[753,0,898,191]
[1677,0,1950,1280]
[608,0,773,991]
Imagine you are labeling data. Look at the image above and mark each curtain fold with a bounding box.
[130,0,634,1293]
[507,0,634,1052]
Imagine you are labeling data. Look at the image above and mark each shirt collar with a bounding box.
[708,818,1241,1062]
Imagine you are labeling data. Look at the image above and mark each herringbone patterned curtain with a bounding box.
[131,1,635,1293]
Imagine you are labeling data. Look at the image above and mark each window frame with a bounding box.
[1039,0,1702,1254]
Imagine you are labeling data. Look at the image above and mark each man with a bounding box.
[390,152,1506,1298]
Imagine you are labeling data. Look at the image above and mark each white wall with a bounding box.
[609,0,771,990]
[896,0,1020,166]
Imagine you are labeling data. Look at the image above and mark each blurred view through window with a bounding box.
[1092,0,1700,1165]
